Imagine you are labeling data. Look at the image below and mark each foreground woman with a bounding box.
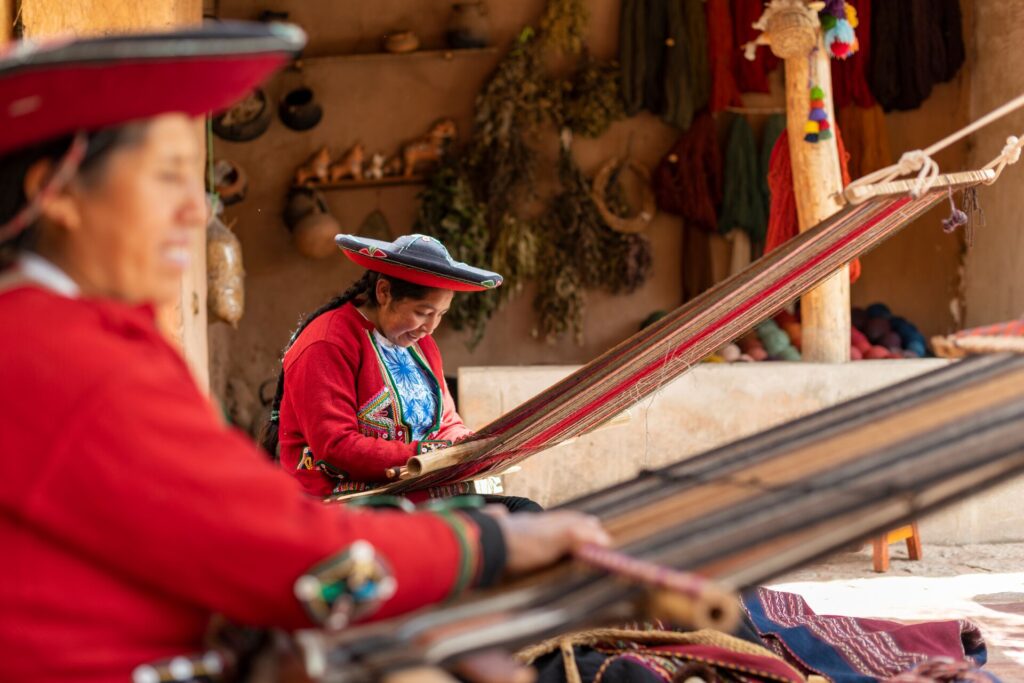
[262,233,539,510]
[0,25,606,683]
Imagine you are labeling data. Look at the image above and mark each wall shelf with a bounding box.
[296,47,498,68]
[294,176,428,192]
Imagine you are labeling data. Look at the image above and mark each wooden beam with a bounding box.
[768,3,851,363]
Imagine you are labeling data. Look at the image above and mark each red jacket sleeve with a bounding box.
[15,365,486,627]
[285,340,418,481]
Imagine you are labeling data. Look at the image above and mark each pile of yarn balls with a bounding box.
[850,303,928,360]
[707,303,928,362]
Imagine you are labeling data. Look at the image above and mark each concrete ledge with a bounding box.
[458,360,1024,544]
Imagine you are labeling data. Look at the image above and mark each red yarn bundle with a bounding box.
[732,0,780,93]
[831,0,875,108]
[707,0,743,111]
[764,125,861,283]
[653,112,723,232]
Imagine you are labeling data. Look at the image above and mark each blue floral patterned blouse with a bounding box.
[372,331,439,440]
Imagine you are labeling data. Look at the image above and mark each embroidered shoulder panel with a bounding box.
[356,387,407,443]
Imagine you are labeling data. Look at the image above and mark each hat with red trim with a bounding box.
[0,21,304,241]
[335,233,503,292]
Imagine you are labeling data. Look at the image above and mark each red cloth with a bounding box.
[0,286,477,683]
[280,302,471,497]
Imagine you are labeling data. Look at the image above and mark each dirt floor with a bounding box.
[768,542,1024,681]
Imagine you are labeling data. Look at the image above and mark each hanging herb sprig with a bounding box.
[539,0,589,55]
[414,156,498,346]
[466,28,550,227]
[555,53,627,138]
[534,135,653,343]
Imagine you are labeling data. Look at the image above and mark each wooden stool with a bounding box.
[872,522,923,572]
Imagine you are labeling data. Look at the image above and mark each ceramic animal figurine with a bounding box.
[401,119,457,177]
[382,155,404,177]
[365,152,386,180]
[328,143,365,182]
[293,146,331,186]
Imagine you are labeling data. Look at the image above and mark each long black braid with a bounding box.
[258,270,434,458]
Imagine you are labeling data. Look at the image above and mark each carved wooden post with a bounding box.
[765,1,850,363]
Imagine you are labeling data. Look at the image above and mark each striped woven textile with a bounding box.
[933,318,1024,358]
[327,172,993,501]
[308,354,1024,678]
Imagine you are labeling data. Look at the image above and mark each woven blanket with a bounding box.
[742,588,998,683]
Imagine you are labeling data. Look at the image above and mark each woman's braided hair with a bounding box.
[258,270,433,458]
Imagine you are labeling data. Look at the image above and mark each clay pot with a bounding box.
[445,1,491,49]
[293,213,341,259]
[279,87,323,131]
[285,190,339,259]
[383,30,420,54]
[213,159,248,206]
[212,88,272,142]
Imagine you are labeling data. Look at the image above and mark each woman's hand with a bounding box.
[489,508,612,576]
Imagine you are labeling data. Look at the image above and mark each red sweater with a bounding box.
[0,286,492,683]
[279,303,472,497]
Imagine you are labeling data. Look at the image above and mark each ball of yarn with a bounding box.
[901,348,921,359]
[866,302,892,319]
[865,345,891,360]
[748,346,769,362]
[882,331,902,352]
[851,307,868,331]
[774,310,798,326]
[851,327,871,353]
[782,322,802,349]
[905,338,927,357]
[738,333,764,354]
[719,343,741,362]
[850,346,863,361]
[777,346,802,362]
[864,317,891,343]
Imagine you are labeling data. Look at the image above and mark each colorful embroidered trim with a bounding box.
[416,439,452,455]
[293,540,396,630]
[435,511,481,600]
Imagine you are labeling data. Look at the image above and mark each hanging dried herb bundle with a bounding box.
[534,140,652,343]
[466,28,550,226]
[539,0,589,55]
[491,214,539,297]
[414,157,498,346]
[555,55,627,138]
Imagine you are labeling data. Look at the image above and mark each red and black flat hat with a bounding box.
[336,234,503,292]
[0,21,305,156]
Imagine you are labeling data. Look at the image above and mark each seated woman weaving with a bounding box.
[0,25,606,683]
[262,233,541,511]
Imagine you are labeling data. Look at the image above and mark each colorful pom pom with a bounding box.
[810,86,825,100]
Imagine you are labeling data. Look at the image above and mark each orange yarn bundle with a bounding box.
[764,125,861,283]
[706,0,742,111]
[836,104,893,178]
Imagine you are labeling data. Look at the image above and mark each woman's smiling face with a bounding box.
[373,277,453,347]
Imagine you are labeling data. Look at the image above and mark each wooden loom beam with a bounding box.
[767,1,850,363]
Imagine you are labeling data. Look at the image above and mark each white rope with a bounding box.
[846,91,1024,200]
[981,135,1024,184]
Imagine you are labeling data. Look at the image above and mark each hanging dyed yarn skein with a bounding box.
[804,51,832,143]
